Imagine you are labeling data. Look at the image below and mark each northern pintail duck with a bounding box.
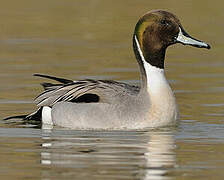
[5,10,210,129]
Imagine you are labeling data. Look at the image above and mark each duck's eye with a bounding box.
[160,20,169,26]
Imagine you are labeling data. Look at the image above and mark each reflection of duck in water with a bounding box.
[40,130,175,179]
[5,10,210,129]
[143,131,176,180]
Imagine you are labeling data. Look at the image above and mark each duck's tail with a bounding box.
[3,107,43,125]
[4,73,72,125]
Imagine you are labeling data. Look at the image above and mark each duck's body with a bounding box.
[38,63,177,129]
[5,10,210,129]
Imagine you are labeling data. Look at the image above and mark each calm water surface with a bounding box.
[0,0,224,179]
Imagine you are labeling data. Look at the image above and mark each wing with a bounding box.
[34,74,140,107]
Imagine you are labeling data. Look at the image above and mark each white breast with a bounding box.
[134,35,178,126]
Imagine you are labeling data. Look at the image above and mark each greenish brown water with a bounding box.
[0,0,223,179]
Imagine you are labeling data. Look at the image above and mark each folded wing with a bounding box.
[34,74,140,107]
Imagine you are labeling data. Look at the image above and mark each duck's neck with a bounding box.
[133,35,166,90]
[142,61,168,94]
[133,35,177,122]
[133,35,175,101]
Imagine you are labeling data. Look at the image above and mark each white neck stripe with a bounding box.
[134,36,176,120]
[134,35,166,95]
[134,35,146,62]
[134,35,164,72]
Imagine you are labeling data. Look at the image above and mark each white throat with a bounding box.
[134,35,169,95]
[134,35,178,124]
[143,61,168,95]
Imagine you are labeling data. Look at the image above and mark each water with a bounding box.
[0,0,223,179]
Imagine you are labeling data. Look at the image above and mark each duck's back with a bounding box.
[35,79,140,107]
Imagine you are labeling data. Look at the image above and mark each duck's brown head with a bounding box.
[133,10,210,69]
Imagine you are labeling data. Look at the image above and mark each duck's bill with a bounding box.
[176,27,211,49]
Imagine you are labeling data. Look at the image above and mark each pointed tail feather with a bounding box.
[3,115,27,120]
[33,73,73,84]
[3,107,43,125]
[24,107,42,121]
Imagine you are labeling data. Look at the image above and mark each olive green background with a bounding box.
[0,0,223,179]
